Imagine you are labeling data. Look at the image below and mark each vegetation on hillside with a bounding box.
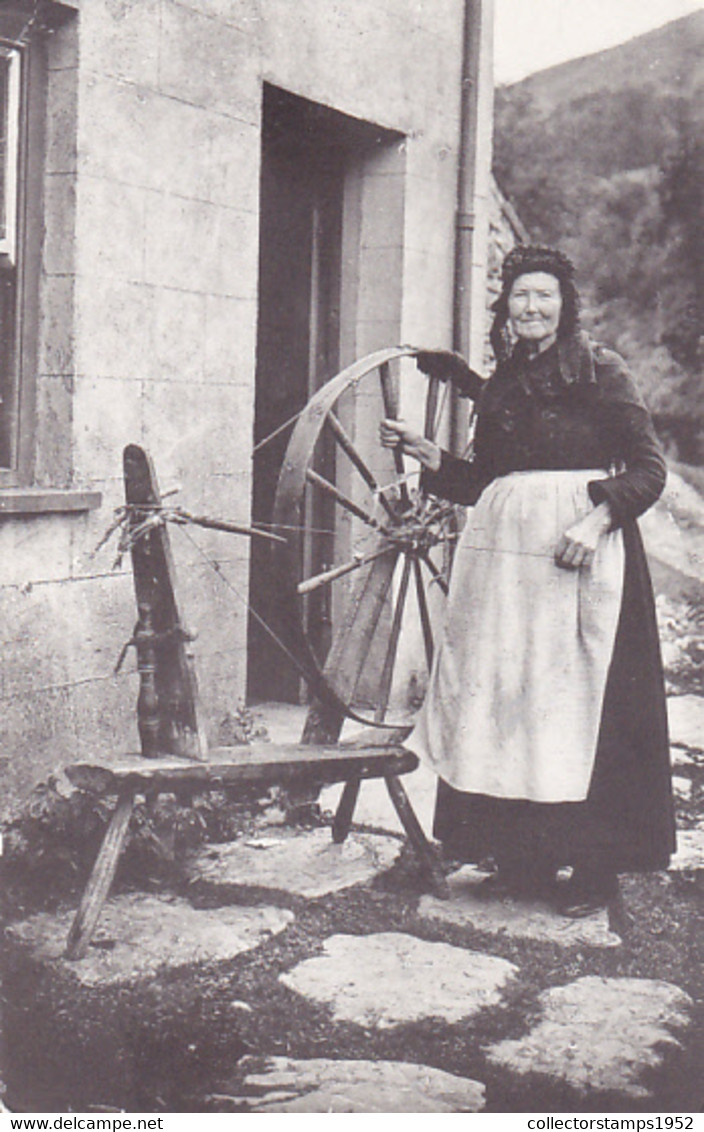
[494,12,704,462]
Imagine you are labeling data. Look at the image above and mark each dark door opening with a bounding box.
[247,87,344,703]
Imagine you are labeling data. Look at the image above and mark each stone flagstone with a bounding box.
[231,1056,486,1112]
[187,827,400,898]
[418,866,621,948]
[486,976,692,1098]
[667,695,704,752]
[6,894,293,986]
[280,932,518,1028]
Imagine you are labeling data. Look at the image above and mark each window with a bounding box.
[0,3,95,513]
[0,41,22,473]
[0,45,20,264]
[0,5,52,490]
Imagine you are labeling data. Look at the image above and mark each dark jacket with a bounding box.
[423,331,667,527]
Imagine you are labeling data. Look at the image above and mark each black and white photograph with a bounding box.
[0,0,702,1117]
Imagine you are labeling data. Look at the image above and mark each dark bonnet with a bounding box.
[490,244,581,360]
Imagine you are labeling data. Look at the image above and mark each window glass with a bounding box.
[0,45,20,264]
[0,46,20,470]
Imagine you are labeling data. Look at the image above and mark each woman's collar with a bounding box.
[507,331,596,388]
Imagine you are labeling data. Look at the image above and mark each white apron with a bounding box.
[410,470,625,803]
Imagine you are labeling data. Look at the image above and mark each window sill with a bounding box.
[0,488,101,515]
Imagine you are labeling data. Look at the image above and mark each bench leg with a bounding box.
[65,786,136,960]
[384,774,449,898]
[332,777,361,843]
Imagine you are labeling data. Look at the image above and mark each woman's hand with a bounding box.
[379,419,442,472]
[554,502,612,570]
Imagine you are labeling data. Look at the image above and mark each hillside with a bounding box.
[494,11,704,462]
[512,11,704,115]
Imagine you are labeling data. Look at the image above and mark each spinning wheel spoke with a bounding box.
[379,361,410,510]
[419,549,449,596]
[414,556,434,670]
[424,376,441,440]
[374,554,413,724]
[378,359,399,418]
[305,467,389,533]
[430,381,452,446]
[297,544,393,596]
[326,411,397,521]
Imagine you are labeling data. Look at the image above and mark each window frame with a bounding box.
[0,44,21,267]
[0,26,44,489]
[0,1,97,514]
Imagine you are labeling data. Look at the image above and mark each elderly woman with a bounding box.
[381,245,675,916]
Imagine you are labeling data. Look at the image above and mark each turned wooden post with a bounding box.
[136,603,160,757]
[124,444,208,760]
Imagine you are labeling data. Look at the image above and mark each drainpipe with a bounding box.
[451,0,494,451]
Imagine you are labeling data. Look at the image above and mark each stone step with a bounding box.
[486,975,692,1098]
[186,827,401,899]
[418,866,621,948]
[225,1056,486,1113]
[279,931,518,1028]
[6,894,293,986]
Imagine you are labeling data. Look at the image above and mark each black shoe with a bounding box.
[479,868,515,894]
[438,843,470,875]
[483,862,557,900]
[557,869,618,918]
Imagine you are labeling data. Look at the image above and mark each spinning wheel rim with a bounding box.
[272,347,458,729]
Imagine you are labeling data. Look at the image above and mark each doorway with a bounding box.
[247,87,344,702]
[247,86,404,703]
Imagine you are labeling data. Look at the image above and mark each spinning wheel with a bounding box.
[273,347,461,741]
[62,360,460,961]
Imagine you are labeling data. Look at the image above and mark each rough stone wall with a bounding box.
[1,0,475,817]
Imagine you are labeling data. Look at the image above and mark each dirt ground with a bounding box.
[1,810,703,1114]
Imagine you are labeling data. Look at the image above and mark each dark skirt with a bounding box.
[433,521,676,872]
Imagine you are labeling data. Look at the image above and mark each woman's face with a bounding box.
[508,271,563,349]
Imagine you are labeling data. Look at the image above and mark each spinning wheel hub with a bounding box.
[384,494,455,556]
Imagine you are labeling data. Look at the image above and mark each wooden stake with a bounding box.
[65,787,136,960]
